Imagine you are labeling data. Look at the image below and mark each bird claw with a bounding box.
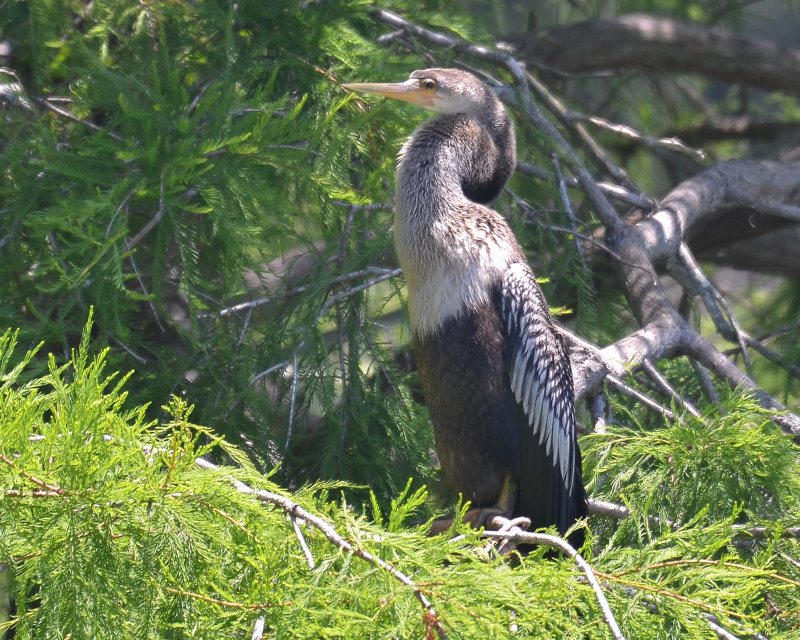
[485,515,531,556]
[464,507,507,529]
[492,515,531,532]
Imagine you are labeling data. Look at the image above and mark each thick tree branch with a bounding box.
[507,14,800,97]
[637,160,800,264]
[707,227,800,280]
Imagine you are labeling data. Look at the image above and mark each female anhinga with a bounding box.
[344,69,587,543]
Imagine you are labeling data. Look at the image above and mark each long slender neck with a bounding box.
[395,105,515,227]
[391,97,519,335]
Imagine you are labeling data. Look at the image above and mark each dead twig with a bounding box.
[588,497,800,538]
[194,457,449,640]
[34,96,125,142]
[641,359,703,420]
[516,162,654,210]
[567,111,706,162]
[291,516,316,570]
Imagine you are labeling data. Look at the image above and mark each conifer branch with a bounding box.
[126,177,166,251]
[482,519,626,640]
[162,585,282,610]
[194,457,449,640]
[4,489,62,498]
[588,497,800,538]
[33,96,125,142]
[595,570,757,620]
[0,453,64,494]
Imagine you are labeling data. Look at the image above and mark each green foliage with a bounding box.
[584,392,800,525]
[2,321,799,638]
[0,0,442,502]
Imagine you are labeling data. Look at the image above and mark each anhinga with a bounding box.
[344,69,587,544]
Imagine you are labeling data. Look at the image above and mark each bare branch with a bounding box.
[291,516,316,570]
[690,358,720,405]
[34,96,125,141]
[551,154,587,264]
[513,70,639,189]
[590,394,608,434]
[705,613,744,640]
[567,111,706,162]
[516,162,654,210]
[314,268,403,323]
[284,352,300,451]
[641,359,702,420]
[588,497,800,538]
[606,374,678,422]
[725,335,800,383]
[209,266,398,319]
[674,243,752,374]
[507,14,800,97]
[372,8,506,65]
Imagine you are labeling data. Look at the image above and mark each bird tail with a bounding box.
[516,432,588,550]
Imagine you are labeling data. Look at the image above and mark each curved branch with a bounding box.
[637,160,800,264]
[507,14,800,96]
[483,520,626,640]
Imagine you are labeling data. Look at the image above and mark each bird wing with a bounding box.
[500,262,583,534]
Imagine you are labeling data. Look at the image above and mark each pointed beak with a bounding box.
[342,79,436,107]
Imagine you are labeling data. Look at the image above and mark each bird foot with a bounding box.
[462,506,508,529]
[427,506,518,536]
[487,515,531,532]
[427,510,532,556]
[487,515,531,556]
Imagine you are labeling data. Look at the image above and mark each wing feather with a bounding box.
[532,387,545,432]
[500,262,585,537]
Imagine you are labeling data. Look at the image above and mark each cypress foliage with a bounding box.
[1,0,440,498]
[1,321,798,638]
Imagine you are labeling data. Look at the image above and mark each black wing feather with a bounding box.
[500,263,586,540]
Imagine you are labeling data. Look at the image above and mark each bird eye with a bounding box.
[421,78,437,92]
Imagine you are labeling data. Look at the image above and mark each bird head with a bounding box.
[343,68,495,117]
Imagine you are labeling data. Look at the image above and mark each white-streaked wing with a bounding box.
[501,263,576,495]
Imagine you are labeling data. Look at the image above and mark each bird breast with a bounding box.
[392,111,522,336]
[394,203,520,336]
